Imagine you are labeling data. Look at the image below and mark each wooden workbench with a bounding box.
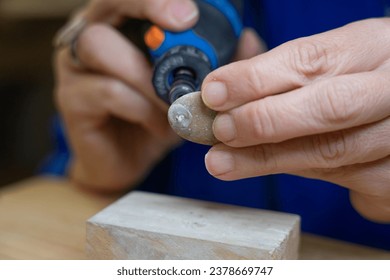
[0,176,389,260]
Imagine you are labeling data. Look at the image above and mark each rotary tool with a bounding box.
[144,0,243,145]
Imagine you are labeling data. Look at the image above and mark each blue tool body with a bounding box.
[148,0,243,104]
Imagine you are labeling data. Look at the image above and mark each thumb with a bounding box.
[201,29,268,111]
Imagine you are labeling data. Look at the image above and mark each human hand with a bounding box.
[54,0,264,192]
[54,0,200,192]
[202,18,390,222]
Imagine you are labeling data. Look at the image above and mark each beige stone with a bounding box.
[86,191,300,259]
[168,91,218,146]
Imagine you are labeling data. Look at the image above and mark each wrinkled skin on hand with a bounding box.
[203,19,390,222]
[54,0,264,192]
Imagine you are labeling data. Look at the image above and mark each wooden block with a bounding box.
[86,191,300,260]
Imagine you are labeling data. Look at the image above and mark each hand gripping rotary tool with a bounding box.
[144,0,243,145]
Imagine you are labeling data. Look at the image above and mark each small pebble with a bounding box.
[168,91,219,146]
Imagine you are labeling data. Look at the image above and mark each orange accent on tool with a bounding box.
[144,25,165,50]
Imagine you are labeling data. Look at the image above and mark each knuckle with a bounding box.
[252,145,278,171]
[309,131,349,166]
[246,60,266,94]
[287,38,336,82]
[316,81,361,124]
[80,23,104,42]
[99,79,127,101]
[249,100,278,141]
[77,23,108,60]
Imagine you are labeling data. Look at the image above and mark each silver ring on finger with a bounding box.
[53,16,87,67]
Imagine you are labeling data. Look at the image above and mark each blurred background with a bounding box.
[0,0,85,186]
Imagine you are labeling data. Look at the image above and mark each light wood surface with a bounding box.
[87,191,300,259]
[0,177,118,259]
[0,176,389,260]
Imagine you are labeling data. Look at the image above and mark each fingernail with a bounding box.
[205,150,234,176]
[214,113,236,142]
[202,82,228,108]
[170,1,199,24]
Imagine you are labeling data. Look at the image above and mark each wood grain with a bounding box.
[0,176,118,259]
[1,176,389,260]
[87,191,301,259]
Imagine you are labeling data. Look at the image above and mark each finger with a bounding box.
[84,0,199,30]
[232,28,267,61]
[201,18,390,111]
[350,189,390,223]
[75,23,167,111]
[213,71,390,147]
[293,157,390,223]
[205,118,390,180]
[56,72,172,138]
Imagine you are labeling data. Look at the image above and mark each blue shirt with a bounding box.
[42,0,390,250]
[140,0,390,250]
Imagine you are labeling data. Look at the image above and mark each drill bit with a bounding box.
[168,91,219,146]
